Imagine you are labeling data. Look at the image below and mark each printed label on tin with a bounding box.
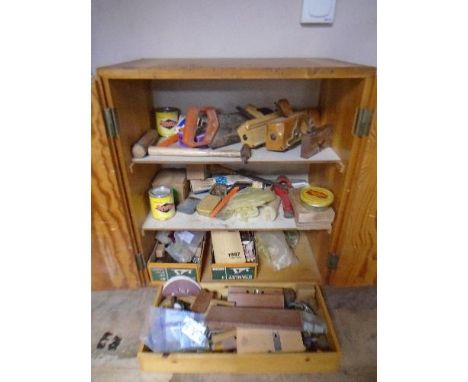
[156,109,180,137]
[149,188,175,220]
[160,118,177,129]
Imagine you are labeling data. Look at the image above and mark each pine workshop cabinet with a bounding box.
[91,58,376,373]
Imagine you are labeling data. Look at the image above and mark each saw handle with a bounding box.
[276,99,294,117]
[183,106,219,147]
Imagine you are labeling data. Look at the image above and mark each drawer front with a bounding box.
[149,267,198,282]
[138,282,340,373]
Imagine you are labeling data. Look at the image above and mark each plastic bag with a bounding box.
[142,308,209,353]
[255,231,298,271]
[223,188,276,221]
[166,231,206,263]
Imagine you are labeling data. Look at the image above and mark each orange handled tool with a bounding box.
[157,132,180,147]
[183,106,219,148]
[210,186,240,218]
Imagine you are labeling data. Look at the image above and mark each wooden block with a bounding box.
[211,329,237,344]
[300,125,333,159]
[196,194,221,216]
[155,243,165,258]
[209,299,235,308]
[289,188,335,224]
[205,306,302,331]
[186,165,209,180]
[211,231,245,264]
[190,179,214,193]
[227,287,284,309]
[190,289,213,313]
[212,338,237,352]
[236,328,305,354]
[152,169,189,204]
[211,329,238,352]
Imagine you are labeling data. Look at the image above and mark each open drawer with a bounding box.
[137,281,340,373]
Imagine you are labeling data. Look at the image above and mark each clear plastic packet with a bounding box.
[222,188,276,221]
[142,308,209,353]
[255,231,299,271]
[166,231,206,263]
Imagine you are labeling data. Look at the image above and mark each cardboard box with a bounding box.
[147,234,206,283]
[151,169,189,204]
[209,231,258,280]
[211,231,245,263]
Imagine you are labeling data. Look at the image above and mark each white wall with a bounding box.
[91,0,376,73]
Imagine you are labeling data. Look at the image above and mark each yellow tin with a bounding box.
[155,107,180,137]
[149,186,175,220]
[300,186,334,209]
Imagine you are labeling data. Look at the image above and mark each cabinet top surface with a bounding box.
[97,58,375,79]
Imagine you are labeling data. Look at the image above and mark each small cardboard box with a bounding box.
[209,231,258,280]
[211,231,245,263]
[147,234,206,283]
[151,169,189,204]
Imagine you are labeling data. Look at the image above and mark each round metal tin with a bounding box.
[149,186,175,220]
[155,107,180,137]
[300,186,334,209]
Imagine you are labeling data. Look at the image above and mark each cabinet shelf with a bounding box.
[133,144,341,165]
[142,208,332,232]
[201,232,322,284]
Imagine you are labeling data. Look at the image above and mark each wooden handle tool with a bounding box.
[210,186,240,218]
[131,130,158,158]
[148,146,241,158]
[157,133,180,147]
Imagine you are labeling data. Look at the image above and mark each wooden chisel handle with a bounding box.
[131,130,158,158]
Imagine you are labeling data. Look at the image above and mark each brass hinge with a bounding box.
[327,252,339,271]
[104,108,119,138]
[135,253,146,272]
[353,108,373,137]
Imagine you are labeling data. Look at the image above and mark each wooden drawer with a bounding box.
[137,281,340,373]
[147,234,208,284]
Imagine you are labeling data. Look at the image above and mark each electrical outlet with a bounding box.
[301,0,336,24]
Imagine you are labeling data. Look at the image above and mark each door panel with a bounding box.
[330,79,377,286]
[91,78,141,290]
[102,79,158,274]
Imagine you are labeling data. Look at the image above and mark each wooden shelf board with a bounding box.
[97,58,375,80]
[142,207,331,232]
[133,145,341,165]
[201,232,321,284]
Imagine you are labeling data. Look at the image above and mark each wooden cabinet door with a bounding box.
[91,78,141,290]
[330,81,377,286]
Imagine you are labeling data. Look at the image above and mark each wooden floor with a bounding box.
[91,287,376,382]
